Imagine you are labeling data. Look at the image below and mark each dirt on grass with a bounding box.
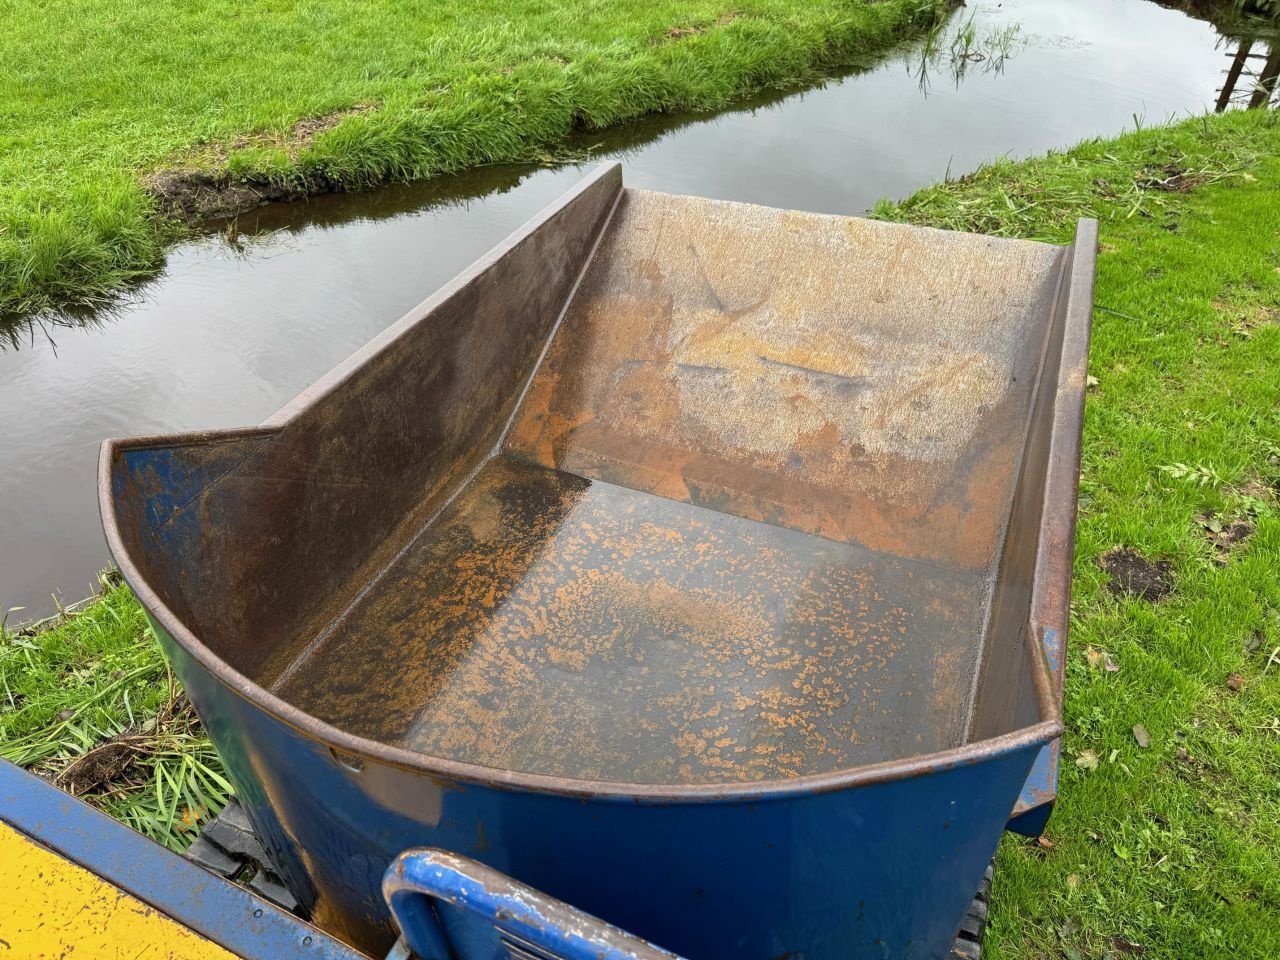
[145,104,377,223]
[145,169,335,223]
[663,12,738,41]
[54,732,151,795]
[1196,511,1255,565]
[1212,287,1280,338]
[285,104,377,143]
[1233,476,1276,502]
[1136,162,1207,193]
[48,693,197,799]
[1099,546,1175,602]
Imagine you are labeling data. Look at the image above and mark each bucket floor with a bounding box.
[275,455,988,785]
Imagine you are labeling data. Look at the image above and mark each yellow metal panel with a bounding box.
[0,821,237,959]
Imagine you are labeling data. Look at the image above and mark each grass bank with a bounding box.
[0,0,944,318]
[0,582,230,851]
[879,106,1280,959]
[3,107,1279,957]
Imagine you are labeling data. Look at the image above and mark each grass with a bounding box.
[0,581,231,851]
[2,107,1279,956]
[910,9,1024,92]
[879,106,1280,959]
[0,0,946,319]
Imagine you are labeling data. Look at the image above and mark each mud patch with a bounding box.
[146,169,336,223]
[54,732,150,795]
[1197,511,1254,565]
[1099,546,1174,602]
[1137,162,1206,193]
[145,104,376,223]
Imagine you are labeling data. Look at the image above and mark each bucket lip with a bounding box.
[98,425,1064,802]
[95,166,1093,803]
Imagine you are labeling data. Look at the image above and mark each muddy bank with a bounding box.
[146,169,343,223]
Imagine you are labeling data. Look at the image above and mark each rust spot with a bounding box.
[506,190,1060,570]
[275,457,987,784]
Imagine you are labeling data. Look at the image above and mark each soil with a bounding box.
[1198,511,1255,565]
[1218,519,1255,544]
[1233,477,1275,501]
[146,169,338,223]
[144,104,376,224]
[1137,162,1206,193]
[54,733,150,795]
[1099,546,1175,602]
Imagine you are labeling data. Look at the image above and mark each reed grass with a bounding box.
[0,581,231,851]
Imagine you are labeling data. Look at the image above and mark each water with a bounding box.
[0,0,1266,618]
[274,456,989,781]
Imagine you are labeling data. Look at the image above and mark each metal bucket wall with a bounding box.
[158,618,1042,958]
[102,165,1093,959]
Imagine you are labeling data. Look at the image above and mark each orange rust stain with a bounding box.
[240,191,1070,788]
[504,189,1061,571]
[276,456,988,785]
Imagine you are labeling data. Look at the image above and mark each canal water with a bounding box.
[0,0,1269,618]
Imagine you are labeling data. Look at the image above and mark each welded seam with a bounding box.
[271,184,625,693]
[144,436,274,533]
[270,449,495,692]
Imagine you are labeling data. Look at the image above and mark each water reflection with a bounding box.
[1216,36,1280,110]
[1151,1,1280,109]
[910,8,1026,93]
[2,308,111,354]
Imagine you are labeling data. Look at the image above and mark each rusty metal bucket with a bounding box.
[101,164,1095,959]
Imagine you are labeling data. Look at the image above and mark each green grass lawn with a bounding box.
[0,0,943,318]
[878,107,1280,959]
[3,107,1279,957]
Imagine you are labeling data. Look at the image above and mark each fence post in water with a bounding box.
[1216,38,1253,112]
[1249,43,1280,109]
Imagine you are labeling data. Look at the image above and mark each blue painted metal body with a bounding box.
[149,624,1042,960]
[0,758,364,960]
[1006,744,1058,837]
[1006,625,1066,837]
[383,849,685,960]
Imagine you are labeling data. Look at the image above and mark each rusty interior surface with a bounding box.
[275,456,987,781]
[108,166,1084,785]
